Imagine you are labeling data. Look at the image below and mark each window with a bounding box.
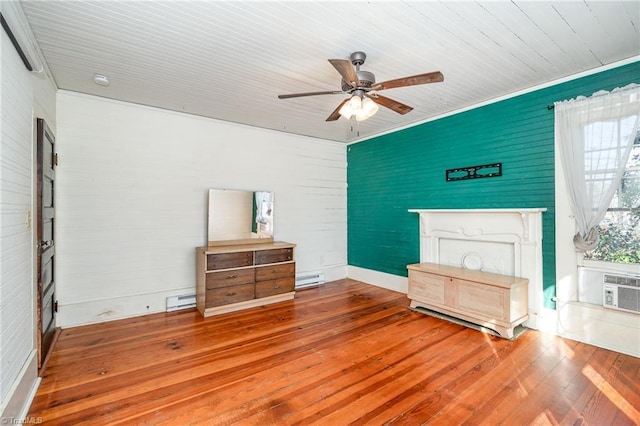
[555,84,640,263]
[584,130,640,264]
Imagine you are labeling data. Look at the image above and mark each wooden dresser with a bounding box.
[196,241,296,317]
[407,262,528,339]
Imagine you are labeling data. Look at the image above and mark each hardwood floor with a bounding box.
[29,279,639,425]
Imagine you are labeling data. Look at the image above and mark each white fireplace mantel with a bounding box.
[409,208,547,329]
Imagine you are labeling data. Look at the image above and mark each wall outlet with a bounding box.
[25,210,31,229]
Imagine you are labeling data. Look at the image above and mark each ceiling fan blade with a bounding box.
[278,90,344,99]
[371,94,413,115]
[326,98,349,121]
[328,59,358,88]
[371,71,444,91]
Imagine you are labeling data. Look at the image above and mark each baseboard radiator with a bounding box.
[166,294,196,312]
[296,273,325,289]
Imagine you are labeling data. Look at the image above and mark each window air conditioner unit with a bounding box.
[602,274,640,314]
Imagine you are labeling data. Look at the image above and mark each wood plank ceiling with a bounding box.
[20,1,640,143]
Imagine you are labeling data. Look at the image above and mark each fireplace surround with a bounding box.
[409,208,546,329]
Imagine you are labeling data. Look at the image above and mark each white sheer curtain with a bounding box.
[555,84,640,251]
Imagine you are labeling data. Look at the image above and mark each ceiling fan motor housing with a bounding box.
[341,70,376,92]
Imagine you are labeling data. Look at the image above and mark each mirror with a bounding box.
[207,189,274,245]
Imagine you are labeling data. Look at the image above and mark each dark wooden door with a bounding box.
[36,118,58,370]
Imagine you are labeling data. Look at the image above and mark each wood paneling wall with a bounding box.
[347,61,640,309]
[56,92,347,327]
[0,19,56,419]
[1,21,35,403]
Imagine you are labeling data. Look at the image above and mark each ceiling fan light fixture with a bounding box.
[356,97,379,121]
[338,95,362,119]
[339,93,378,121]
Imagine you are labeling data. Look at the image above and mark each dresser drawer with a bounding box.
[255,248,293,265]
[206,268,254,289]
[255,277,295,298]
[255,262,295,282]
[207,251,253,270]
[205,284,255,307]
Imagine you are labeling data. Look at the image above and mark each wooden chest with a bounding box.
[407,262,528,339]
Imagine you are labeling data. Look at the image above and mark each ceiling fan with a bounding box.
[278,51,443,122]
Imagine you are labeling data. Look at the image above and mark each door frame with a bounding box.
[35,117,60,373]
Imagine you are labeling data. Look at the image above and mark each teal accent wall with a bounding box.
[347,61,640,309]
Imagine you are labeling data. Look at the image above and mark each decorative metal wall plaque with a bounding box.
[446,163,502,182]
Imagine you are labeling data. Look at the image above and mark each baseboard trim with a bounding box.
[347,266,408,294]
[57,287,197,327]
[1,350,40,421]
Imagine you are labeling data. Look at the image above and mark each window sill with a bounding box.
[580,259,640,275]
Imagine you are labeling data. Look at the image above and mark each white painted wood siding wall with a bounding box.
[0,18,56,419]
[56,91,346,327]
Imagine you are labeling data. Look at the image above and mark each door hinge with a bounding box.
[52,153,58,166]
[54,300,58,313]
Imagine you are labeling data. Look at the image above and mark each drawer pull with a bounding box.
[226,292,237,297]
[272,269,279,273]
[226,274,238,279]
[273,284,280,289]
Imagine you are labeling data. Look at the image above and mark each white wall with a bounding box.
[0,2,57,419]
[56,91,347,327]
